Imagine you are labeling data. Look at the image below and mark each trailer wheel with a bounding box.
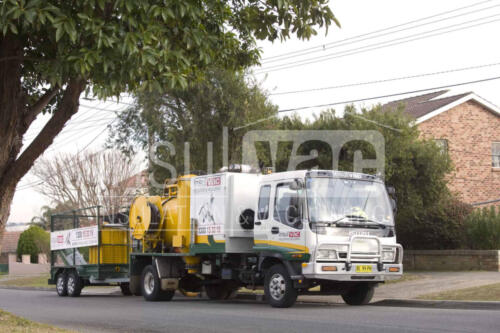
[141,265,174,301]
[341,283,375,305]
[56,272,67,297]
[264,264,298,308]
[119,283,132,296]
[66,271,83,297]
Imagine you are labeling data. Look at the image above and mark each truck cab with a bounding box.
[253,169,403,307]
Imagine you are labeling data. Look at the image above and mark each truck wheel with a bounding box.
[56,272,67,297]
[264,264,298,308]
[342,284,375,305]
[141,265,175,301]
[120,283,132,296]
[129,275,142,296]
[66,271,83,297]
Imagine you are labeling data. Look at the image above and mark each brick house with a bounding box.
[383,90,500,207]
[0,231,22,264]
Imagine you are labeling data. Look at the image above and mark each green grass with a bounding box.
[419,283,500,301]
[0,274,50,288]
[0,309,72,332]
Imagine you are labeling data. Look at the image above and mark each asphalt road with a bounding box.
[0,289,498,333]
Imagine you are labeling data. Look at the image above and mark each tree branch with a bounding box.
[0,78,85,188]
[22,86,59,130]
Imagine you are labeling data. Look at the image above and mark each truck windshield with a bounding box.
[306,177,394,226]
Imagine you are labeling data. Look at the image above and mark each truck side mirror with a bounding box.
[289,179,303,190]
[386,186,396,195]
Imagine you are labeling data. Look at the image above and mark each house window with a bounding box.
[434,139,448,154]
[493,142,500,168]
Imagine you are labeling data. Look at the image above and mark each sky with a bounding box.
[8,0,500,223]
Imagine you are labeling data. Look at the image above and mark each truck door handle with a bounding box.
[254,221,262,225]
[271,227,279,234]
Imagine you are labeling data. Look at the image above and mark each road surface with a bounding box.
[0,289,498,333]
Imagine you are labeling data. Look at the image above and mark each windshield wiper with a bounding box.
[335,220,386,229]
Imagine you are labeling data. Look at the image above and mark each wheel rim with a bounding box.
[67,276,74,294]
[269,273,286,301]
[57,277,64,294]
[144,271,155,295]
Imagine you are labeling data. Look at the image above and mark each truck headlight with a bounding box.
[316,249,337,260]
[382,247,396,262]
[316,245,348,261]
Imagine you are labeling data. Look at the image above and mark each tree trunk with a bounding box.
[0,33,86,245]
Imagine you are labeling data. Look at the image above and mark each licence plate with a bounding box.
[355,265,372,273]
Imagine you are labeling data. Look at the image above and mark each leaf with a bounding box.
[55,26,63,41]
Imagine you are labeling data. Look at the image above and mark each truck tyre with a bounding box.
[141,265,175,301]
[264,264,298,308]
[56,272,67,297]
[66,271,83,297]
[120,283,132,296]
[129,275,142,296]
[341,284,374,305]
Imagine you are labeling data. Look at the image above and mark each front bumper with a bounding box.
[301,262,403,282]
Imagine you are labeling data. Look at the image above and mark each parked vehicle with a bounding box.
[49,168,402,307]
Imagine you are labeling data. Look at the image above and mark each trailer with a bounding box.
[48,206,132,296]
[50,168,403,307]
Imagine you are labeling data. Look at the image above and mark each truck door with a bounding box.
[267,181,307,255]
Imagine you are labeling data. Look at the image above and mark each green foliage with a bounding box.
[108,68,278,191]
[399,197,474,250]
[465,206,500,250]
[16,225,50,263]
[254,106,454,249]
[1,0,337,102]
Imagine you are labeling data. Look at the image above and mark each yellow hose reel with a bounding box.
[129,196,163,240]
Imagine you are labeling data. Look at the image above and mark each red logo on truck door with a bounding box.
[206,176,221,186]
[289,231,301,238]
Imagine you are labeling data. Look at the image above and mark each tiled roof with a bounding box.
[382,90,471,119]
[0,231,22,254]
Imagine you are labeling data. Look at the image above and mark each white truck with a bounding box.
[50,168,403,308]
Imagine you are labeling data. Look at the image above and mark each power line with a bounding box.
[270,62,500,96]
[262,1,500,64]
[262,0,496,62]
[277,75,500,113]
[257,15,500,73]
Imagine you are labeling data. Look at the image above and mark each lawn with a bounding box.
[0,274,51,288]
[419,283,500,301]
[0,309,72,332]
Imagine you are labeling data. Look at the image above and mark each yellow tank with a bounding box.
[89,226,128,264]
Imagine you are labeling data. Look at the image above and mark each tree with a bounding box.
[0,1,338,241]
[263,106,453,248]
[108,68,278,190]
[32,150,139,216]
[17,225,49,263]
[30,202,74,230]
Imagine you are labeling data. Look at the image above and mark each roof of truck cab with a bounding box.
[261,170,382,183]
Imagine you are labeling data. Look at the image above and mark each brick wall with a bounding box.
[417,100,500,206]
[404,250,500,271]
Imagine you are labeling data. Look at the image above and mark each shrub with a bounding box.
[465,206,500,250]
[397,197,473,250]
[17,226,50,263]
